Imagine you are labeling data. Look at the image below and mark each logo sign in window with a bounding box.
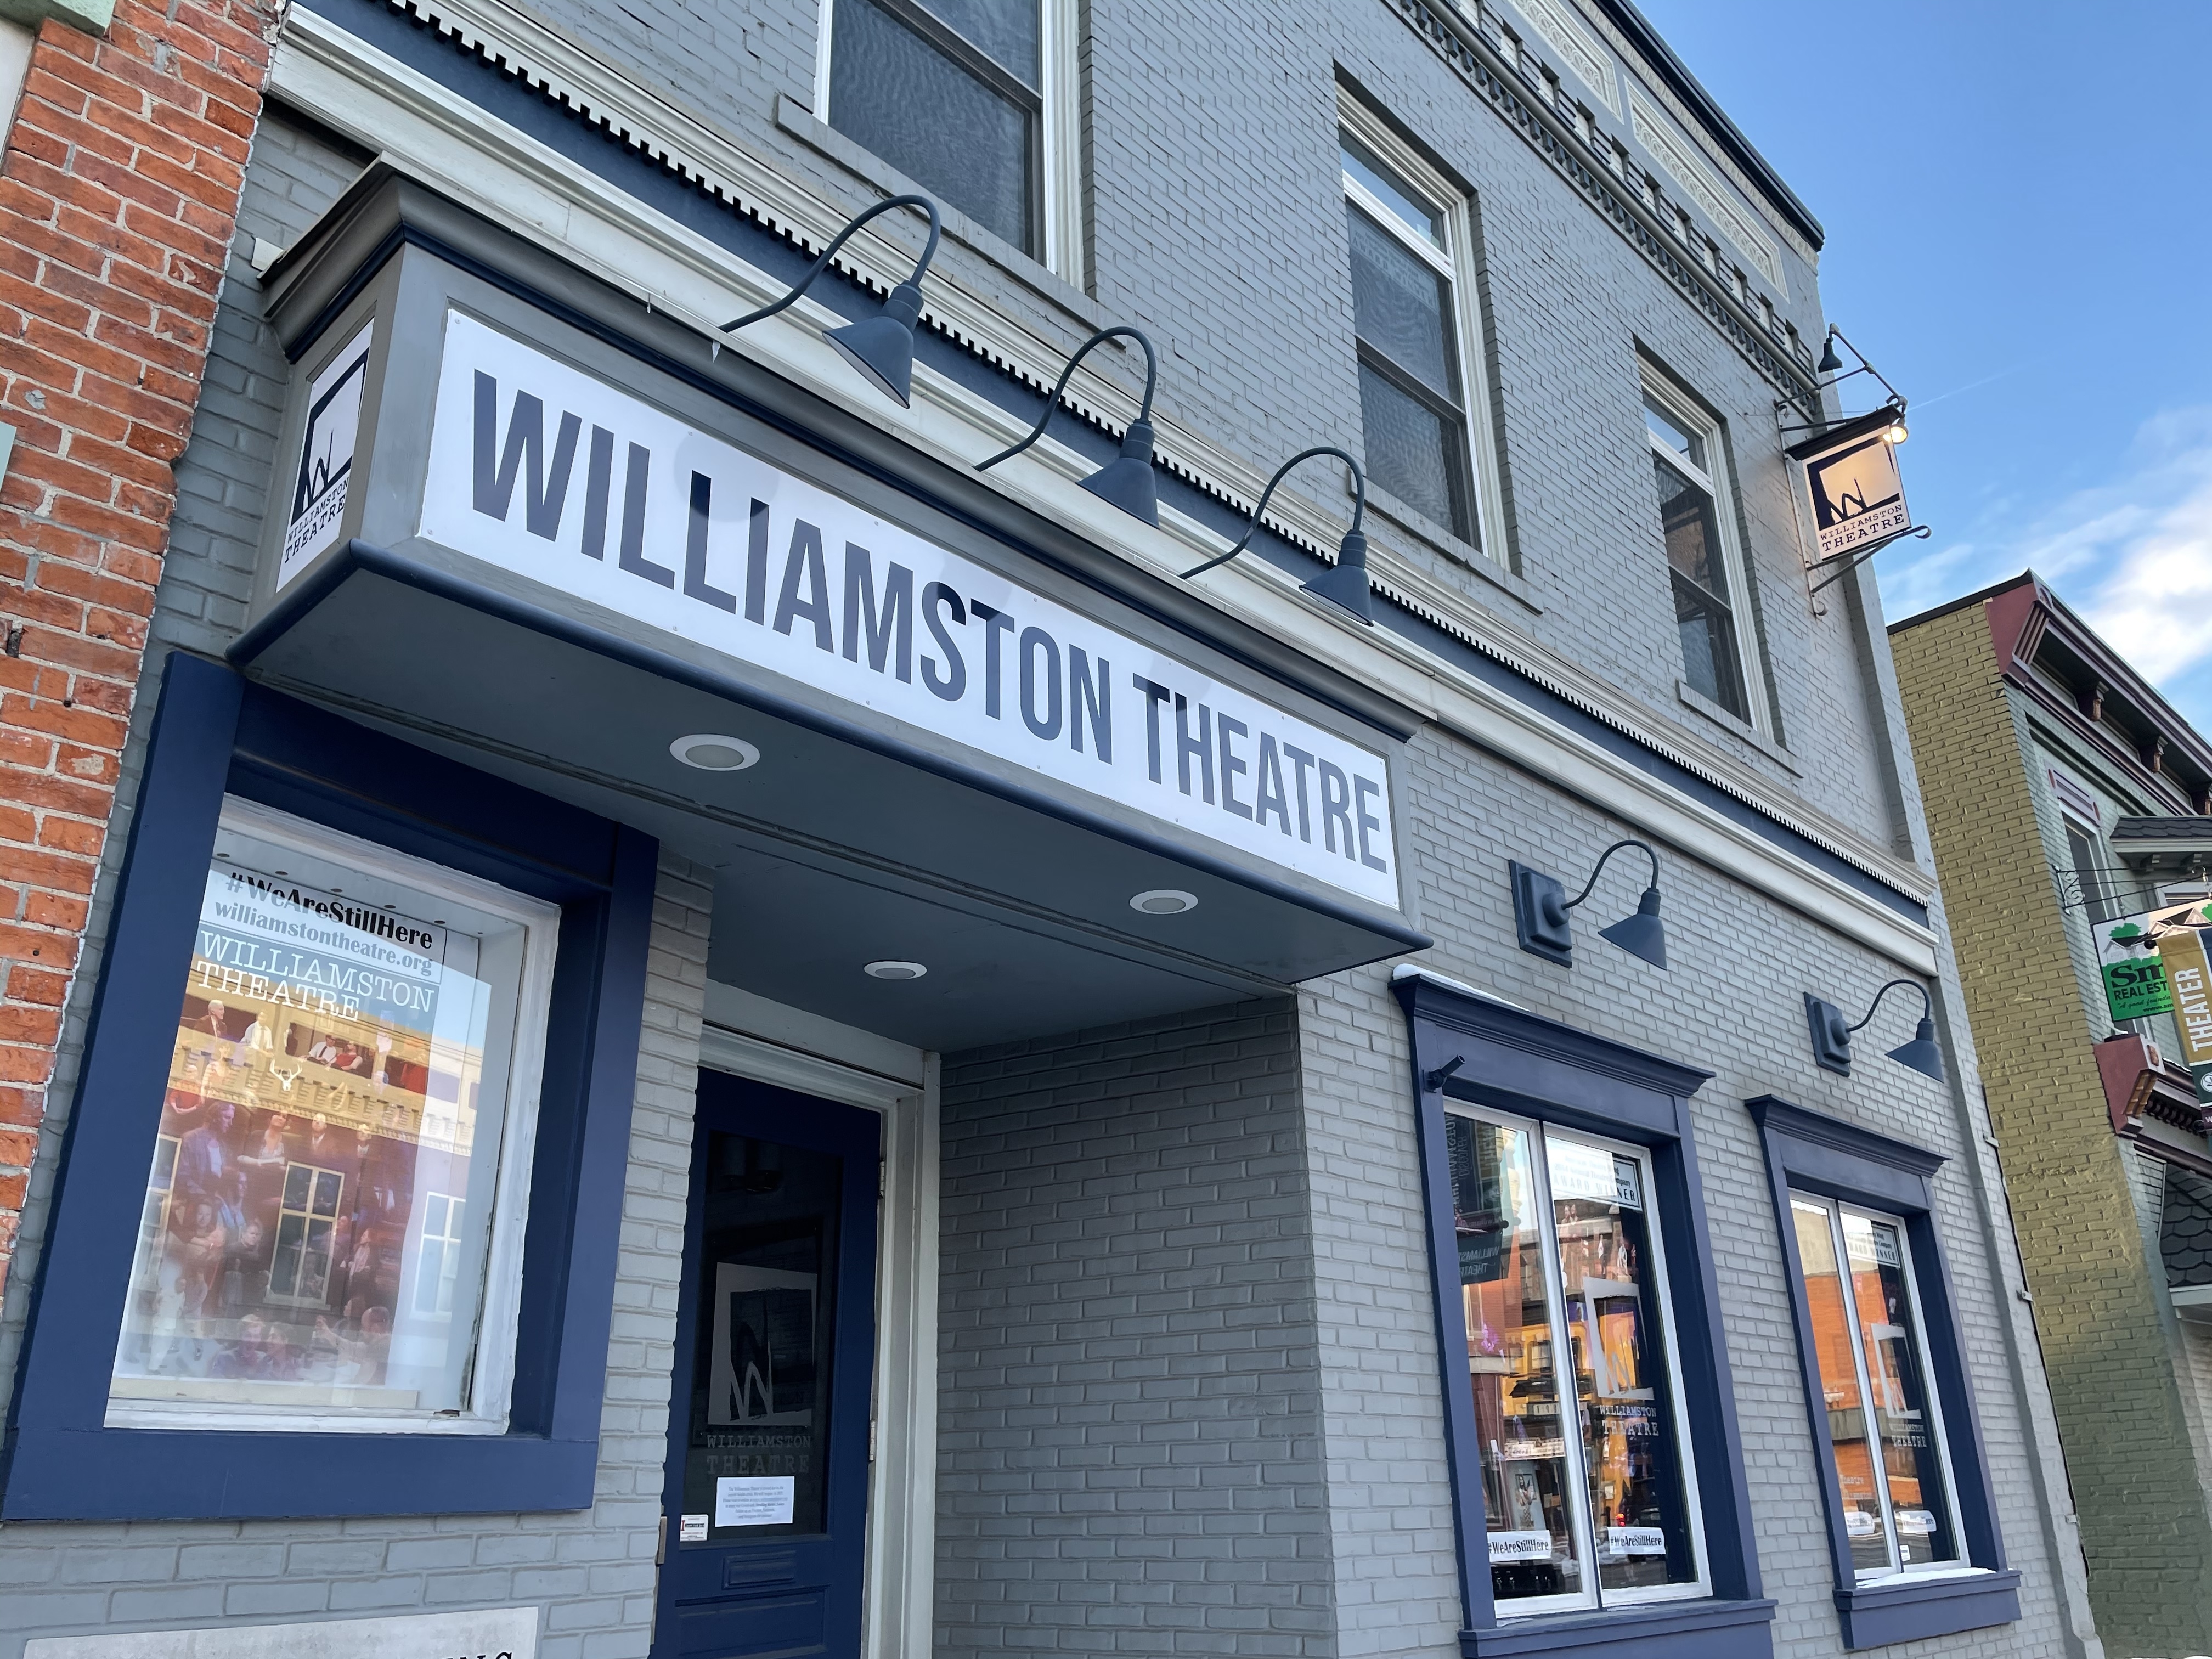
[409,313,1402,910]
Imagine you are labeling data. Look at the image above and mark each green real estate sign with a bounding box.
[2102,924,2175,1022]
[2103,954,2174,1022]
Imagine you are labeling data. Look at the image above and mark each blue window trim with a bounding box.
[0,652,658,1520]
[1392,971,1776,1659]
[1746,1096,2021,1649]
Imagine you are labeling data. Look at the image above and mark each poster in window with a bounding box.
[108,828,513,1423]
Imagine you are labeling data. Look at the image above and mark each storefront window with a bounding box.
[106,798,558,1432]
[1447,1108,1703,1614]
[1789,1195,1962,1577]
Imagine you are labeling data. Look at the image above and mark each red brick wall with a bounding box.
[0,2,276,1296]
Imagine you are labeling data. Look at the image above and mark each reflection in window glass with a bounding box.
[1651,450,1745,719]
[1790,1195,1961,1577]
[1792,1200,1889,1572]
[1549,1140,1696,1592]
[1448,1114,1583,1604]
[1447,1110,1702,1612]
[108,804,542,1427]
[1842,1213,1957,1568]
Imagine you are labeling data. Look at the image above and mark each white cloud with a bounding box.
[1878,407,2212,724]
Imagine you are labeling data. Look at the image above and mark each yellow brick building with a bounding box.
[1892,573,2212,1656]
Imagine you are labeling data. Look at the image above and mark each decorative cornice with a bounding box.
[1385,0,1816,401]
[1575,0,1821,257]
[1500,0,1617,116]
[1626,82,1784,295]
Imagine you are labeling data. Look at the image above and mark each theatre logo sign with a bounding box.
[406,313,1402,909]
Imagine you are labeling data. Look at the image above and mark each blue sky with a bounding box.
[1633,0,2212,732]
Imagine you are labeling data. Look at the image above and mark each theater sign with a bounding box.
[232,178,1424,1045]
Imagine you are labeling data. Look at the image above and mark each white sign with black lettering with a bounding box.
[26,1607,537,1659]
[280,322,374,586]
[414,313,1401,909]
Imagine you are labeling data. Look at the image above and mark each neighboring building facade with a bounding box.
[1892,573,2212,1657]
[0,4,2099,1659]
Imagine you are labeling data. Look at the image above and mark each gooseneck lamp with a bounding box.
[1180,445,1375,623]
[1510,839,1668,970]
[721,194,943,408]
[1805,979,1946,1082]
[974,326,1162,526]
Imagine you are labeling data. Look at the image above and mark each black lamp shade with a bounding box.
[1886,1018,1947,1083]
[1081,417,1160,525]
[1301,530,1375,623]
[826,279,923,408]
[1816,335,1844,375]
[1597,885,1667,970]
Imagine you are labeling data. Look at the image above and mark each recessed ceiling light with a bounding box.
[1130,889,1198,915]
[864,960,928,980]
[670,733,760,772]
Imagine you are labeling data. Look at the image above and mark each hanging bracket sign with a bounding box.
[1788,409,1911,564]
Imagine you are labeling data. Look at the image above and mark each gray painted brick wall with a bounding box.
[935,999,1337,1657]
[0,9,2099,1659]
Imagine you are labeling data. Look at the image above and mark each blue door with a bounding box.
[653,1071,880,1659]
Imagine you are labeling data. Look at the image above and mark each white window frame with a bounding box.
[104,795,561,1436]
[1788,1192,1969,1583]
[1338,92,1511,563]
[1445,1101,1711,1618]
[815,0,1085,289]
[1640,370,1773,737]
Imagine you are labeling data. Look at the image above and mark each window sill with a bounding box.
[772,94,1108,334]
[1675,679,1797,775]
[1833,1567,2019,1650]
[1464,1596,1775,1658]
[1362,480,1542,614]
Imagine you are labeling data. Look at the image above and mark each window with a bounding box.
[822,0,1079,278]
[1339,109,1502,554]
[1447,1108,1705,1613]
[1787,1196,1962,1578]
[1399,971,1775,1656]
[5,656,657,1522]
[1643,379,1764,731]
[105,794,559,1434]
[2064,820,2113,921]
[1750,1097,2019,1648]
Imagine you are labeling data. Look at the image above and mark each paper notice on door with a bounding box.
[679,1513,710,1542]
[716,1476,796,1527]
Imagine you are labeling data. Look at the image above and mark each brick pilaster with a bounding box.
[0,1,278,1295]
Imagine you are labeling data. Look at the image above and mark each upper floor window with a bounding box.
[822,0,1080,281]
[1642,376,1768,733]
[1787,1194,1965,1579]
[1339,101,1506,558]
